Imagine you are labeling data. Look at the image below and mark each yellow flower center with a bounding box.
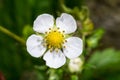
[45,29,65,49]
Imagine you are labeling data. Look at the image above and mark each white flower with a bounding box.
[26,13,83,68]
[69,57,83,73]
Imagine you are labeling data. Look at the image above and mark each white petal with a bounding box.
[56,13,77,34]
[33,14,54,33]
[63,37,83,59]
[26,34,46,57]
[43,50,66,68]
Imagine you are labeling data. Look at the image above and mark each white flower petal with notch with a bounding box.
[56,13,77,34]
[26,34,46,57]
[33,14,54,34]
[63,37,83,59]
[43,50,66,68]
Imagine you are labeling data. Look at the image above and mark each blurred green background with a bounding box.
[0,0,84,79]
[0,0,120,80]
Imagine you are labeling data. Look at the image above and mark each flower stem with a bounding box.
[59,0,72,13]
[82,34,85,50]
[0,26,25,46]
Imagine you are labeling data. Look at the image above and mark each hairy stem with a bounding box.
[0,26,25,46]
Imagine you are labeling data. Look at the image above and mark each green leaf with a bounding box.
[88,48,120,69]
[81,48,120,80]
[22,25,34,40]
[87,28,104,48]
[71,75,78,80]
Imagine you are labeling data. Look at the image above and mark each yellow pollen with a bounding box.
[45,30,64,49]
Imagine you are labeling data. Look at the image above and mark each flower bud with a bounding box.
[69,57,83,73]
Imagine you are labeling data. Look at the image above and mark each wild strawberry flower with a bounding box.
[26,13,83,68]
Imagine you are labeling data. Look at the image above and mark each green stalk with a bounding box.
[0,26,25,46]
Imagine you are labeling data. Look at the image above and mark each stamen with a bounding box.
[63,30,65,33]
[45,32,47,34]
[43,38,46,41]
[65,40,67,42]
[63,46,66,48]
[57,27,60,30]
[50,49,53,53]
[55,48,59,53]
[45,28,65,50]
[48,45,51,49]
[43,44,46,47]
[49,28,51,30]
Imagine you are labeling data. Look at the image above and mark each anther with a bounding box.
[43,43,47,47]
[43,38,46,41]
[55,48,59,53]
[45,32,47,34]
[48,45,51,49]
[62,35,64,37]
[65,40,67,42]
[57,27,60,30]
[50,49,53,53]
[63,30,65,33]
[49,28,51,30]
[63,46,66,48]
[57,45,61,49]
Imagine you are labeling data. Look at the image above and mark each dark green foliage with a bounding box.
[65,0,84,9]
[81,48,120,80]
[0,0,54,79]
